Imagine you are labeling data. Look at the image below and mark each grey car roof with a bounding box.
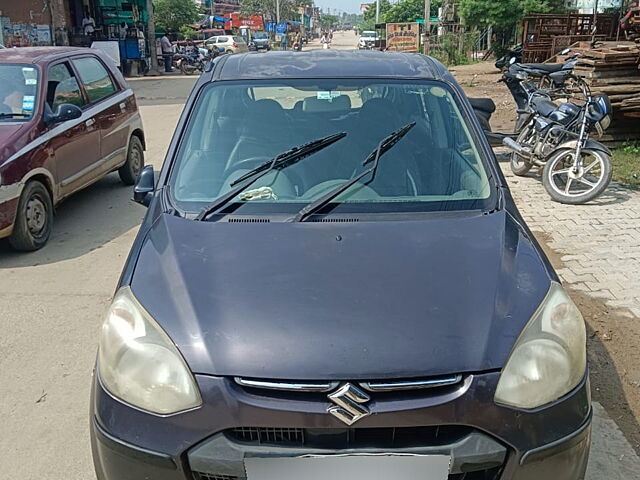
[213,50,449,81]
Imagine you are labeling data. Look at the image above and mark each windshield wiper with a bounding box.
[0,112,30,119]
[195,132,347,221]
[292,122,416,223]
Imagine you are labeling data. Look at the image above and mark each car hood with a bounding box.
[131,210,552,380]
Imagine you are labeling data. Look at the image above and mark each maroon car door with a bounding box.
[70,56,129,171]
[45,61,102,197]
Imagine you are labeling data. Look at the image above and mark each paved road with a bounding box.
[0,61,638,479]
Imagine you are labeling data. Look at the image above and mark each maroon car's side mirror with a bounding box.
[44,103,82,126]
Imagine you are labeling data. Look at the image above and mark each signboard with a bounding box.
[226,14,265,31]
[386,22,420,52]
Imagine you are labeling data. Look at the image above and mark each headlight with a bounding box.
[495,282,586,409]
[98,287,202,415]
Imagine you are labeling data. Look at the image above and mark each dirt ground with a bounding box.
[450,62,640,452]
[451,62,518,133]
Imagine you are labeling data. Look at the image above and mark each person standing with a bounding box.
[281,32,288,51]
[119,22,128,40]
[160,32,174,73]
[82,11,96,37]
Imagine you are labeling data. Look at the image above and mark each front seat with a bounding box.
[226,99,292,171]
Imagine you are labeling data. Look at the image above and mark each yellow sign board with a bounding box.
[386,22,420,52]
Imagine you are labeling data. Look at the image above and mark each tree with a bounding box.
[359,0,392,31]
[383,0,443,24]
[153,0,200,33]
[241,0,308,22]
[459,0,565,30]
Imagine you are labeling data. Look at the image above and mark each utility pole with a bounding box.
[424,0,431,54]
[376,0,380,23]
[146,0,159,75]
[277,0,281,24]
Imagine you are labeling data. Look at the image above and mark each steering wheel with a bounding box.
[222,156,272,180]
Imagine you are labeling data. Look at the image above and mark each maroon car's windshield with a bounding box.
[0,63,39,121]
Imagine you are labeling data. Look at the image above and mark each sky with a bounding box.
[314,0,365,15]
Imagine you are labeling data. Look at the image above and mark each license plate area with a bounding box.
[245,454,451,480]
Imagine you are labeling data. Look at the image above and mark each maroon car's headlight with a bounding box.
[97,287,202,415]
[494,282,587,409]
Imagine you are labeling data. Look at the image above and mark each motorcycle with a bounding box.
[503,77,613,204]
[495,44,523,70]
[501,50,581,131]
[175,48,219,75]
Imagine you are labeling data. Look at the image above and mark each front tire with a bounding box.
[542,148,612,204]
[118,136,144,185]
[9,180,53,251]
[510,124,535,176]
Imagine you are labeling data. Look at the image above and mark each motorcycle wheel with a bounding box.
[542,148,612,204]
[180,62,190,75]
[510,124,534,176]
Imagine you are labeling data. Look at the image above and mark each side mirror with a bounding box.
[560,48,570,55]
[509,57,517,65]
[133,165,155,207]
[44,103,82,126]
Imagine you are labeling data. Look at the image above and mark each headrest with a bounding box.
[303,95,352,113]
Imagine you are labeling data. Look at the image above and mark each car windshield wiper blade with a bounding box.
[292,121,416,223]
[195,132,347,221]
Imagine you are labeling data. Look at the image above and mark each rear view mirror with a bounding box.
[560,48,570,55]
[44,103,82,126]
[509,57,517,65]
[133,165,155,207]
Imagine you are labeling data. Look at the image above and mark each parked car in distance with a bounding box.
[249,31,270,51]
[0,47,145,251]
[91,51,590,480]
[204,35,248,54]
[358,30,379,49]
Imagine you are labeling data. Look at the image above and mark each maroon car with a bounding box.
[0,47,145,251]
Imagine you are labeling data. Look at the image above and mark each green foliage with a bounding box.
[612,146,640,190]
[621,142,640,155]
[459,0,565,29]
[153,0,200,33]
[241,0,307,22]
[179,25,196,40]
[383,0,442,24]
[359,0,392,31]
[321,14,339,28]
[431,31,479,66]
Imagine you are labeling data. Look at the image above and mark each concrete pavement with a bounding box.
[0,52,638,479]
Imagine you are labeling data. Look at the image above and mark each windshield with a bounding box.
[169,79,495,216]
[362,31,376,38]
[0,64,39,121]
[253,32,268,39]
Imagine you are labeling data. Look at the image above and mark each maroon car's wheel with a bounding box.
[118,135,144,185]
[9,180,53,251]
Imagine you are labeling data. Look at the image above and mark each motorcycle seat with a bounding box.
[549,70,573,85]
[519,63,565,74]
[468,97,496,114]
[532,97,558,117]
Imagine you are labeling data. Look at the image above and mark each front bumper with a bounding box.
[91,372,591,480]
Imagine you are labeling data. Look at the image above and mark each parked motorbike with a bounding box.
[503,77,613,204]
[175,49,219,75]
[495,44,523,70]
[501,51,581,131]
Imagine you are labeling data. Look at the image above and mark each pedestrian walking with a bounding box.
[160,33,174,73]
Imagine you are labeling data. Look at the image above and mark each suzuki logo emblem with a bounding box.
[327,383,371,425]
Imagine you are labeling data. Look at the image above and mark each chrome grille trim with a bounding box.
[234,375,463,393]
[234,377,340,392]
[360,375,463,392]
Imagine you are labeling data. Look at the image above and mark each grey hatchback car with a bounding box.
[91,51,590,480]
